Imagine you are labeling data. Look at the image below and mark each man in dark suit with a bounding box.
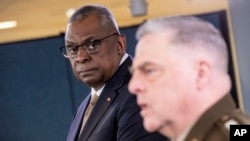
[128,15,250,141]
[60,4,167,141]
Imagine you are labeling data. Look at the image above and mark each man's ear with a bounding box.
[196,60,211,90]
[117,34,126,55]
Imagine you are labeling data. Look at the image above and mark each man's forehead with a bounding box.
[65,22,102,43]
[133,51,166,69]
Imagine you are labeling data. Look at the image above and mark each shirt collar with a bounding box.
[119,53,129,66]
[174,121,195,141]
[91,85,105,97]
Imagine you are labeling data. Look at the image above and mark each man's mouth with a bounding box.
[78,68,98,76]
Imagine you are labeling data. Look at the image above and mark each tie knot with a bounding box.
[90,94,98,105]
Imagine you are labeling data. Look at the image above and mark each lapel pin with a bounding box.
[106,97,111,102]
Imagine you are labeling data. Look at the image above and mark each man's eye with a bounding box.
[143,68,157,75]
[67,45,78,53]
[87,41,100,50]
[140,66,162,79]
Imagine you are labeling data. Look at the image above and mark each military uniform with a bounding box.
[184,94,250,141]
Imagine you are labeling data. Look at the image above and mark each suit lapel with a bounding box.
[78,57,132,141]
[68,94,90,141]
[79,90,118,140]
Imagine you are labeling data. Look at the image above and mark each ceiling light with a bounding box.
[129,0,147,17]
[66,8,76,18]
[0,21,17,30]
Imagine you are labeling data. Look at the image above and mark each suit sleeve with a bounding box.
[116,88,168,141]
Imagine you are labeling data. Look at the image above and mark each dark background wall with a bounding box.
[0,11,241,141]
[0,36,73,141]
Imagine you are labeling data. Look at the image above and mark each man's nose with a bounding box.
[128,72,144,95]
[76,47,90,63]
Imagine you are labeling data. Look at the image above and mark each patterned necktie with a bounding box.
[79,93,99,135]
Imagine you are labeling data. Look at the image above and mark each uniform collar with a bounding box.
[184,94,236,141]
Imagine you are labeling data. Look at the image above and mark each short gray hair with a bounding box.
[136,16,229,72]
[69,4,119,33]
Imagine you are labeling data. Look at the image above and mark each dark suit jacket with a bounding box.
[67,56,167,141]
[184,94,250,141]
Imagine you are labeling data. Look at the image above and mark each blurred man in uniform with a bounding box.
[129,15,250,141]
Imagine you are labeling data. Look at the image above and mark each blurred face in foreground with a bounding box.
[129,32,197,138]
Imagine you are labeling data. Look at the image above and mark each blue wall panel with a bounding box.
[0,36,73,141]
